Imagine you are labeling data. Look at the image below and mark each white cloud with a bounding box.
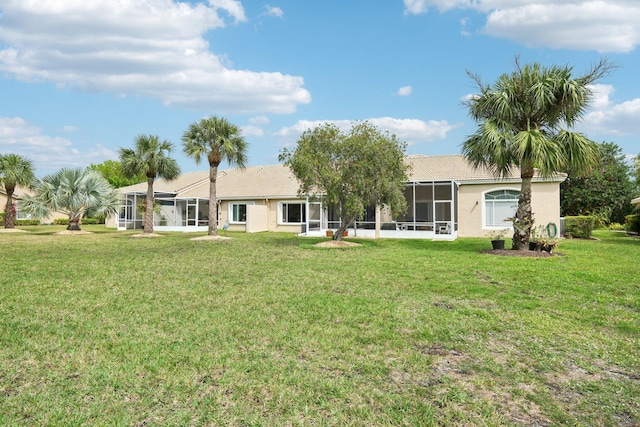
[403,1,640,53]
[249,115,270,125]
[0,116,117,175]
[274,117,458,146]
[580,85,640,136]
[403,0,464,15]
[264,5,284,19]
[208,0,247,23]
[397,86,413,96]
[61,125,80,132]
[241,125,265,137]
[0,0,310,114]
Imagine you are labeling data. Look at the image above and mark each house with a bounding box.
[109,154,566,239]
[632,197,640,208]
[0,185,65,224]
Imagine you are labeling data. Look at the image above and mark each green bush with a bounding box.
[53,217,103,226]
[0,213,39,226]
[625,214,640,234]
[564,215,596,239]
[82,218,102,225]
[15,219,40,226]
[609,222,626,231]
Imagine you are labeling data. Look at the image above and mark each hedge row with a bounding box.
[53,218,103,225]
[564,215,596,239]
[0,213,40,226]
[625,214,640,234]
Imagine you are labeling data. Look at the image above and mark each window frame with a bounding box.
[228,201,254,224]
[483,188,520,229]
[278,201,307,225]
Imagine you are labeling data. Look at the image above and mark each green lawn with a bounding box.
[1,227,638,426]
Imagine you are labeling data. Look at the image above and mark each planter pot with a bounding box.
[542,244,556,253]
[326,230,348,237]
[491,239,505,250]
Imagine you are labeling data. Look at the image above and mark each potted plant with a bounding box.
[529,225,544,251]
[488,229,508,250]
[542,237,558,253]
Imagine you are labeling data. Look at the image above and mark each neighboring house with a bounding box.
[1,185,33,221]
[109,154,566,239]
[0,185,65,223]
[632,197,640,208]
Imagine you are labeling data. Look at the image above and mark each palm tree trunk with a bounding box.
[4,187,15,229]
[67,216,82,231]
[144,176,155,234]
[513,164,535,250]
[208,164,219,236]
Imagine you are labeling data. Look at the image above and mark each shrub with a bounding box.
[53,217,102,225]
[564,215,596,239]
[0,213,39,226]
[625,214,640,234]
[82,218,102,225]
[15,219,40,226]
[609,222,625,231]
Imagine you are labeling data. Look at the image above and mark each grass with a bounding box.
[1,226,638,426]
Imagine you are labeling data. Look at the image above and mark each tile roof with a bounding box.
[117,155,565,199]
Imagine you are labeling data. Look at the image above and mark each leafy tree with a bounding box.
[561,142,635,225]
[0,153,36,229]
[634,154,640,187]
[182,116,248,236]
[20,168,119,231]
[88,160,145,188]
[279,122,408,241]
[462,58,611,249]
[120,135,181,234]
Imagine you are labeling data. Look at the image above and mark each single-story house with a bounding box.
[1,185,65,224]
[109,154,566,240]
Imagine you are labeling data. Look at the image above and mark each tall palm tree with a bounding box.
[120,135,181,234]
[0,154,35,229]
[20,168,119,231]
[462,58,611,249]
[182,117,248,236]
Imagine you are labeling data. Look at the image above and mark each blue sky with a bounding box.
[1,0,639,176]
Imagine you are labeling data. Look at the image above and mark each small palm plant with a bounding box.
[20,168,120,231]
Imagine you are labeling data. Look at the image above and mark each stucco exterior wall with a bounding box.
[219,198,306,233]
[457,181,562,238]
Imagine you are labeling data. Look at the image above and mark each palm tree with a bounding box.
[120,135,181,235]
[0,154,35,229]
[462,58,611,250]
[20,168,119,231]
[182,117,248,236]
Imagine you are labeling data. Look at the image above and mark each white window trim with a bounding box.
[278,201,307,225]
[228,201,254,224]
[482,188,520,230]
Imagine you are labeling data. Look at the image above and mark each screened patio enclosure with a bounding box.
[303,180,458,239]
[117,193,211,232]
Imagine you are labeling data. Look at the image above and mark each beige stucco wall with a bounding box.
[457,181,562,238]
[219,199,305,233]
[1,194,66,224]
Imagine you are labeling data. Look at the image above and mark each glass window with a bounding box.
[485,190,519,227]
[280,202,306,224]
[229,203,248,223]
